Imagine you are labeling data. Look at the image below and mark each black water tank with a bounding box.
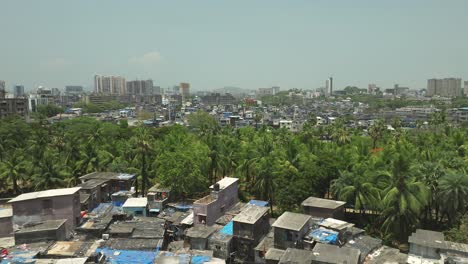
[213,183,220,192]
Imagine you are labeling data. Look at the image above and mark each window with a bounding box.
[135,210,143,216]
[198,215,206,224]
[286,231,294,241]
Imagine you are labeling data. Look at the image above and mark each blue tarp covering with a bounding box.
[171,204,193,211]
[309,228,339,244]
[249,200,269,207]
[191,255,211,264]
[219,221,233,235]
[96,248,157,264]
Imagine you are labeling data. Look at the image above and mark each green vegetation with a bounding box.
[0,114,467,244]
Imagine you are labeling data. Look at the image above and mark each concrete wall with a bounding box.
[123,206,147,217]
[189,237,209,250]
[193,181,239,226]
[0,216,13,237]
[303,206,345,219]
[208,235,232,259]
[274,225,310,250]
[15,223,67,244]
[233,212,270,243]
[11,193,81,233]
[409,243,440,259]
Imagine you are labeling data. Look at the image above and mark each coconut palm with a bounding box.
[131,126,153,196]
[438,171,468,224]
[0,151,28,194]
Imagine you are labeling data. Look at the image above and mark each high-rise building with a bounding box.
[325,77,333,97]
[0,80,6,98]
[126,79,153,95]
[427,78,462,97]
[180,82,190,101]
[94,75,126,95]
[14,85,25,97]
[65,86,83,94]
[464,81,468,96]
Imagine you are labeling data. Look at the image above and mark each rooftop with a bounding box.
[0,207,13,218]
[265,248,285,261]
[209,177,239,190]
[16,219,67,233]
[272,212,311,231]
[122,197,148,208]
[8,187,81,203]
[79,172,135,181]
[186,225,217,239]
[301,196,346,209]
[232,204,269,224]
[319,218,355,231]
[312,243,361,264]
[105,238,164,251]
[278,248,315,264]
[76,178,109,190]
[45,241,98,258]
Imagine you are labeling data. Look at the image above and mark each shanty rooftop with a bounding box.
[15,219,67,234]
[232,204,269,224]
[8,187,81,203]
[79,172,135,181]
[122,197,148,208]
[301,196,346,209]
[76,178,109,190]
[0,207,13,218]
[265,248,285,262]
[319,218,355,231]
[272,212,311,231]
[278,248,315,264]
[312,243,361,264]
[209,177,239,190]
[186,225,217,239]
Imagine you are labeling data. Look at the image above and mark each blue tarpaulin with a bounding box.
[191,255,211,264]
[96,248,157,264]
[249,200,269,207]
[219,221,233,235]
[309,228,339,244]
[171,204,193,211]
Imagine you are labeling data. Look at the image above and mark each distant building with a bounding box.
[464,81,468,96]
[257,86,280,97]
[127,79,153,95]
[14,85,25,97]
[427,78,462,97]
[180,82,190,101]
[94,75,126,95]
[368,84,379,94]
[394,84,409,95]
[65,85,83,95]
[325,77,333,97]
[201,93,236,106]
[0,96,28,118]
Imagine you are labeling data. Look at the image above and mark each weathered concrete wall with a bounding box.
[14,223,67,244]
[274,225,309,250]
[11,193,81,232]
[190,237,208,250]
[0,216,13,237]
[303,206,345,219]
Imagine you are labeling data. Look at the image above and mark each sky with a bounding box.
[1,0,468,92]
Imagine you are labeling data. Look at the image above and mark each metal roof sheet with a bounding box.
[8,187,81,203]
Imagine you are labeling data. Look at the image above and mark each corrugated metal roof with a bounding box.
[8,187,81,203]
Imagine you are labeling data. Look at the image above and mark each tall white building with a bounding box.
[94,75,126,95]
[325,77,333,97]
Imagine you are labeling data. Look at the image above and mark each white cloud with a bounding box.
[129,51,162,65]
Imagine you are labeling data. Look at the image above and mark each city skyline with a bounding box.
[1,0,468,91]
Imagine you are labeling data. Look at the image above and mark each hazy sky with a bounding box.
[1,0,467,92]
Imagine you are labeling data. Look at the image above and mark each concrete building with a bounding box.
[14,219,68,244]
[7,187,81,232]
[408,229,468,262]
[0,80,5,92]
[301,197,346,219]
[464,81,468,96]
[0,96,28,119]
[272,212,311,250]
[185,225,217,250]
[180,82,190,101]
[312,243,361,264]
[278,248,315,264]
[201,93,236,106]
[427,78,462,97]
[233,204,270,263]
[325,77,333,97]
[122,198,148,217]
[13,85,25,97]
[147,184,171,215]
[0,208,13,238]
[193,177,239,226]
[126,79,153,95]
[94,75,126,95]
[65,86,83,95]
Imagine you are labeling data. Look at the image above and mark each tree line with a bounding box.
[0,111,467,245]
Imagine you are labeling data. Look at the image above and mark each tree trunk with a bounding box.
[141,153,147,197]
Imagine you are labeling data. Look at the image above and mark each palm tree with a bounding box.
[33,152,68,190]
[131,126,153,196]
[438,171,468,224]
[0,151,28,194]
[369,119,386,149]
[378,148,430,241]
